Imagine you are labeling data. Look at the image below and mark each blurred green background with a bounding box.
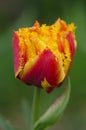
[0,0,86,130]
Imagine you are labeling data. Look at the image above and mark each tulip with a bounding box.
[13,19,76,93]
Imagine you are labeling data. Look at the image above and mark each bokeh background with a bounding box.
[0,0,86,130]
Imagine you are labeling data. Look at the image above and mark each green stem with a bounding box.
[32,87,41,124]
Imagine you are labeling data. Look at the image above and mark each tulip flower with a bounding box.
[13,19,76,93]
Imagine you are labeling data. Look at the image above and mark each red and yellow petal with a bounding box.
[21,49,64,93]
[66,31,77,59]
[13,32,22,77]
[13,32,27,78]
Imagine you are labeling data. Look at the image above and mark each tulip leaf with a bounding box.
[34,77,71,130]
[0,117,15,130]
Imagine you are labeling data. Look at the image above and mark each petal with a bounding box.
[66,32,76,59]
[12,32,21,76]
[21,49,64,92]
[12,32,27,78]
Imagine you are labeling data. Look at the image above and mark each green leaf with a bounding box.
[22,99,33,130]
[34,77,71,130]
[0,117,15,130]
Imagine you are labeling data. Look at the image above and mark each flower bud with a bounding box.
[12,19,76,93]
